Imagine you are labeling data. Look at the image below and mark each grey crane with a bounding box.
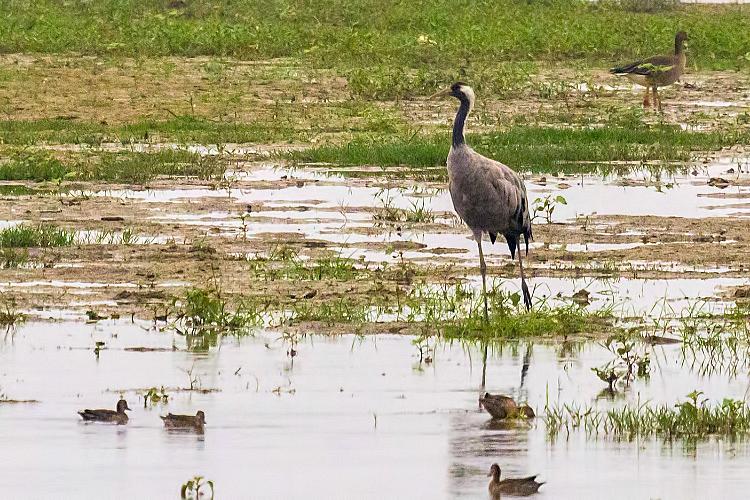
[431,82,533,318]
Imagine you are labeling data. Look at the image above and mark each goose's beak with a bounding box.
[428,87,450,100]
[125,404,132,411]
[487,471,493,477]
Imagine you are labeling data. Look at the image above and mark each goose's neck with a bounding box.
[675,39,684,55]
[452,97,471,148]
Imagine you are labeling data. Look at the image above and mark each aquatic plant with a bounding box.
[532,194,567,224]
[181,475,214,500]
[172,282,264,351]
[143,387,169,408]
[0,295,25,330]
[592,334,650,390]
[545,391,750,440]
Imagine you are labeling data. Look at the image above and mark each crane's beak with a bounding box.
[428,87,450,100]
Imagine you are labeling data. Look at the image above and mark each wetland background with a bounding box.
[1,0,750,498]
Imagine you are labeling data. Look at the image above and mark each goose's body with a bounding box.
[160,411,206,431]
[488,464,544,497]
[78,399,131,424]
[610,31,688,110]
[433,82,533,316]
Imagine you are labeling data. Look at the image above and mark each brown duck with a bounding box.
[479,393,535,419]
[610,31,688,110]
[488,464,544,497]
[161,411,206,431]
[78,399,131,424]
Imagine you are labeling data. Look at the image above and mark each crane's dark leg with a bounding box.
[642,87,650,108]
[475,231,489,322]
[517,241,532,311]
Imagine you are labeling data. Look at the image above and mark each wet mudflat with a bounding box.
[1,52,750,498]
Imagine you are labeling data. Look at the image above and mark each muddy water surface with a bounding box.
[2,322,750,499]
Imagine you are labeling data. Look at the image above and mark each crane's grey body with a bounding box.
[448,144,530,245]
[434,82,533,314]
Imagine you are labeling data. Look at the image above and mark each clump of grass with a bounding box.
[247,250,363,282]
[0,248,30,268]
[288,298,373,326]
[0,224,75,248]
[401,282,616,339]
[0,295,25,330]
[546,391,750,440]
[0,150,68,181]
[172,283,263,350]
[175,286,261,333]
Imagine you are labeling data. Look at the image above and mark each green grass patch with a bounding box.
[0,0,748,73]
[0,224,75,248]
[0,117,299,146]
[288,124,750,176]
[247,249,364,282]
[0,148,225,183]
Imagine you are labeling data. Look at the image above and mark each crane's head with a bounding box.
[429,82,475,108]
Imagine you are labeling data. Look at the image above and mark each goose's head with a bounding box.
[675,31,688,51]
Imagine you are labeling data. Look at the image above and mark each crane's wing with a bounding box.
[447,146,532,255]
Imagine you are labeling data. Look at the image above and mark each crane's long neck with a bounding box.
[452,97,471,148]
[675,38,684,55]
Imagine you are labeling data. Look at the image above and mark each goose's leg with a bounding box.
[476,230,489,322]
[517,242,532,311]
[654,86,662,112]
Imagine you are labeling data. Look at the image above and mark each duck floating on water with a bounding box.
[488,463,544,497]
[160,411,206,431]
[479,393,534,419]
[78,399,131,425]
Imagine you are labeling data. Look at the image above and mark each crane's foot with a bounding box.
[521,279,532,311]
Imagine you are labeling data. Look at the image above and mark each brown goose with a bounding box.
[488,464,544,497]
[161,411,206,431]
[479,393,535,419]
[78,399,131,424]
[610,31,688,110]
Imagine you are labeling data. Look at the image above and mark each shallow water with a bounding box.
[2,322,750,499]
